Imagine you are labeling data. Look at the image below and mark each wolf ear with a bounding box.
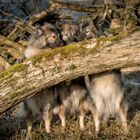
[40,26,46,33]
[56,23,63,30]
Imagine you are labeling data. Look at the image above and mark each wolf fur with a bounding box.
[88,71,128,134]
[17,87,59,135]
[56,80,94,130]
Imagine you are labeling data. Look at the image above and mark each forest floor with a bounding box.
[0,74,140,140]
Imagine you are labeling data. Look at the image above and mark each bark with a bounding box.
[50,0,97,12]
[0,31,140,114]
[0,35,25,58]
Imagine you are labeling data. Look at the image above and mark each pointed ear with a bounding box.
[56,23,63,30]
[79,23,85,33]
[40,26,46,33]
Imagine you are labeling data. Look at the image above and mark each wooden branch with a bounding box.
[0,56,10,72]
[28,11,49,25]
[50,0,97,12]
[0,35,25,58]
[7,23,35,41]
[5,46,24,59]
[0,10,35,34]
[7,25,19,39]
[0,10,35,45]
[0,31,140,114]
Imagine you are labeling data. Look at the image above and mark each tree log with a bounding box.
[0,31,140,114]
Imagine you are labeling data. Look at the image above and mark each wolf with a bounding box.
[57,22,79,45]
[56,79,94,130]
[87,70,128,134]
[16,87,59,135]
[24,23,63,59]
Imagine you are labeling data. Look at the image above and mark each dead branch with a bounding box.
[0,35,25,58]
[50,0,97,12]
[28,11,49,25]
[0,10,35,34]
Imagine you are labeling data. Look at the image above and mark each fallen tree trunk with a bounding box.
[0,31,140,114]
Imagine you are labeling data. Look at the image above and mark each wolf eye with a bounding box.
[52,34,56,38]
